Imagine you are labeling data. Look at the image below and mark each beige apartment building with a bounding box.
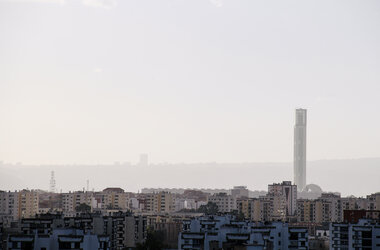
[145,192,175,213]
[0,190,39,219]
[62,191,94,213]
[95,188,131,210]
[208,193,237,213]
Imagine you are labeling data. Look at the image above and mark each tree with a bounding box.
[197,202,218,215]
[75,203,91,213]
[135,228,165,250]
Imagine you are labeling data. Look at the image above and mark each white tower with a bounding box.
[49,171,56,193]
[294,109,307,191]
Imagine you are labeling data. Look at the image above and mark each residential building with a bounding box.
[62,191,95,214]
[178,215,308,250]
[145,192,175,213]
[7,228,110,250]
[268,181,297,217]
[330,219,380,250]
[95,188,131,211]
[207,193,237,213]
[0,190,39,220]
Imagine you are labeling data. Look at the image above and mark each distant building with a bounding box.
[231,186,249,199]
[61,191,95,215]
[294,108,307,191]
[139,154,148,167]
[207,193,237,213]
[145,192,175,213]
[94,188,131,211]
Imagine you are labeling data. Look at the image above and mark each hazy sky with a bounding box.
[0,0,379,164]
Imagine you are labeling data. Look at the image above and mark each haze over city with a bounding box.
[0,0,379,165]
[1,0,380,197]
[1,1,380,249]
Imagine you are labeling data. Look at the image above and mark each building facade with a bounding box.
[330,219,380,250]
[179,215,308,250]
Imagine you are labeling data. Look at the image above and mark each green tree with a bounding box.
[75,203,91,213]
[135,228,165,250]
[197,202,219,215]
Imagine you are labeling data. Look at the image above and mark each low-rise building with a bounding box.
[330,219,380,250]
[178,215,308,250]
[7,228,110,250]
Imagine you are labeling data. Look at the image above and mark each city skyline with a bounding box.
[1,1,379,249]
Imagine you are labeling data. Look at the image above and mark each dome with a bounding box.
[304,184,323,193]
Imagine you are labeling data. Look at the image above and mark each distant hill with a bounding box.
[0,158,379,197]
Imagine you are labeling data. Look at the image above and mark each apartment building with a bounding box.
[367,192,380,210]
[268,181,297,217]
[145,192,175,213]
[207,193,237,213]
[330,219,380,250]
[18,190,39,219]
[0,190,38,220]
[94,188,131,211]
[179,215,308,250]
[5,212,147,250]
[62,191,95,214]
[104,213,147,249]
[0,191,19,220]
[7,228,110,250]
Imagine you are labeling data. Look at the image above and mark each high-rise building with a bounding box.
[49,171,56,193]
[139,154,148,167]
[294,108,307,191]
[268,181,297,217]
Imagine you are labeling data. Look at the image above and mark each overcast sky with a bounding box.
[0,0,379,165]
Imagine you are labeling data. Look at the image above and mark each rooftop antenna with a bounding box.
[49,171,56,193]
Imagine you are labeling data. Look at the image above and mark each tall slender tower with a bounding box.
[294,109,307,191]
[49,171,56,193]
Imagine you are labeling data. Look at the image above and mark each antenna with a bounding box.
[49,171,56,193]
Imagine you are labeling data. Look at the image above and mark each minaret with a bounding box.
[294,109,307,191]
[49,171,56,193]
